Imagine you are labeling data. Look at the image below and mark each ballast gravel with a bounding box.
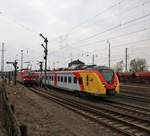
[5,83,123,136]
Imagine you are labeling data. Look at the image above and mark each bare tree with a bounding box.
[130,58,147,72]
[114,60,124,72]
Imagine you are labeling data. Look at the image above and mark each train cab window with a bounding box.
[58,76,60,81]
[61,76,63,82]
[79,77,83,84]
[68,76,71,83]
[64,76,67,82]
[74,77,77,84]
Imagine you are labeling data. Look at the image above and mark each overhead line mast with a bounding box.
[1,43,4,78]
[107,40,111,68]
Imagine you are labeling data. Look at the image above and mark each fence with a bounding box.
[0,84,21,136]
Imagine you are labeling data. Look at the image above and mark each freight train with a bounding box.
[119,71,150,83]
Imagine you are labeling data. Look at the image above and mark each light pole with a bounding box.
[92,54,98,65]
[125,48,128,72]
[21,50,23,70]
[107,40,111,68]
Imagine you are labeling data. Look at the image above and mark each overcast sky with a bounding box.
[0,0,150,70]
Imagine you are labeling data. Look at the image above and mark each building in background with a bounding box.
[68,59,85,69]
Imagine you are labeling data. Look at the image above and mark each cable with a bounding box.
[47,0,150,46]
[0,11,39,35]
[70,13,150,45]
[93,38,150,52]
[68,0,150,37]
[67,0,124,34]
[57,25,150,53]
[49,0,150,45]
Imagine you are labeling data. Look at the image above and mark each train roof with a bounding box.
[40,65,113,74]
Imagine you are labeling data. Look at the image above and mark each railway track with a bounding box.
[120,92,150,103]
[104,100,150,117]
[121,89,150,97]
[28,87,150,136]
[121,84,150,89]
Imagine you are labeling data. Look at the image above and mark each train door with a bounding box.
[85,74,95,93]
[85,74,90,91]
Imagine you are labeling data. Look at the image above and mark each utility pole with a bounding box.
[125,48,128,72]
[40,33,48,86]
[92,54,94,65]
[21,50,23,70]
[6,60,18,85]
[1,43,4,78]
[107,40,111,68]
[70,53,73,62]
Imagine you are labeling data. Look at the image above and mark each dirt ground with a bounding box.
[5,83,121,136]
[0,114,6,136]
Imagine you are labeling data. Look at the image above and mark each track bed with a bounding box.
[5,83,120,136]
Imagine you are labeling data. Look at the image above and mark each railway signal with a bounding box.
[6,60,18,85]
[40,33,48,86]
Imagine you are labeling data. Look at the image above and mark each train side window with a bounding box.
[68,76,71,83]
[74,77,77,84]
[64,76,67,82]
[52,76,53,81]
[58,76,60,81]
[61,76,63,82]
[50,76,51,80]
[79,77,83,84]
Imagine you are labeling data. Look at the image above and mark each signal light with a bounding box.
[44,56,47,60]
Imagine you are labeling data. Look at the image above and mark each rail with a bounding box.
[29,87,150,136]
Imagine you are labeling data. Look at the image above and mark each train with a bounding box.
[36,65,119,96]
[17,69,38,86]
[119,71,150,83]
[5,65,120,96]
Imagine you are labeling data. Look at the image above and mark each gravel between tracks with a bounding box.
[5,83,122,136]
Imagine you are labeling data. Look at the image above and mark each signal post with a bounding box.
[40,33,48,86]
[6,60,18,85]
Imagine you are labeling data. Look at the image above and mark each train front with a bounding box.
[21,70,38,85]
[98,67,120,96]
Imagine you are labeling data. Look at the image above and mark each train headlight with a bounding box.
[102,84,106,87]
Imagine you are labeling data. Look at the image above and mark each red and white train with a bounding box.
[17,69,38,85]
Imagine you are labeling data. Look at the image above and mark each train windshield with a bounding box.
[100,69,114,82]
[83,65,114,82]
